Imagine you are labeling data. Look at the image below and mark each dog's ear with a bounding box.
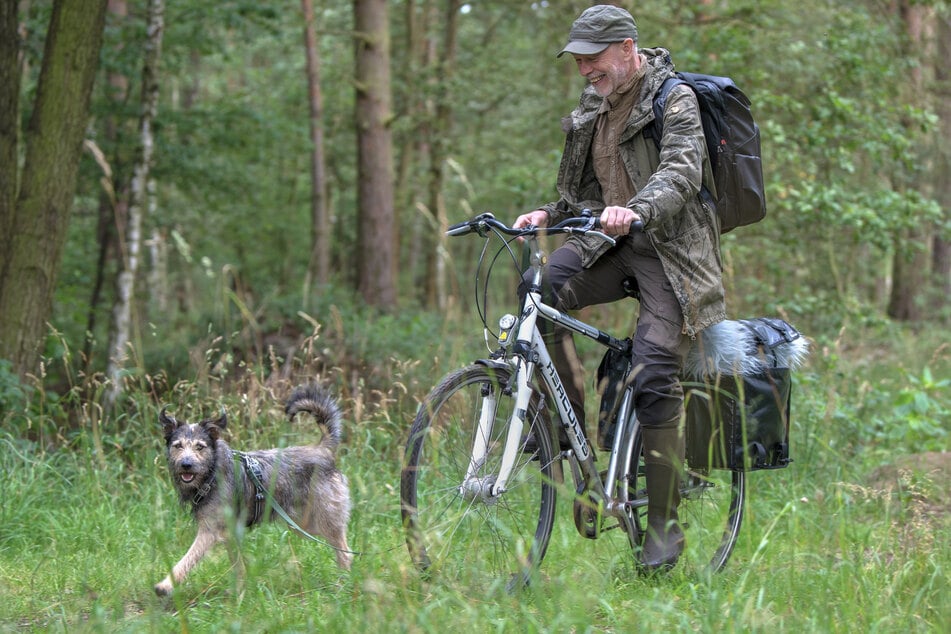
[159,407,180,441]
[201,409,227,441]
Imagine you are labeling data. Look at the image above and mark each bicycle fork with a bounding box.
[463,290,571,499]
[460,356,535,501]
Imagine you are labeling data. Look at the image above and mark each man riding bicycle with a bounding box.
[513,5,726,571]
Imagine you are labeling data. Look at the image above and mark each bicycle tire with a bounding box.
[628,425,745,573]
[400,363,559,589]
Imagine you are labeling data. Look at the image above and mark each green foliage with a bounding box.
[24,0,942,385]
[0,359,67,440]
[805,323,951,461]
[0,360,26,413]
[869,367,949,452]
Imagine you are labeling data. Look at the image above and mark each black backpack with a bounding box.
[647,71,766,233]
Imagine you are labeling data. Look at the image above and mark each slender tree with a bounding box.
[302,0,330,292]
[398,0,429,296]
[424,0,460,311]
[84,0,129,371]
[0,0,109,378]
[104,0,164,407]
[888,0,930,321]
[932,11,951,309]
[354,0,397,308]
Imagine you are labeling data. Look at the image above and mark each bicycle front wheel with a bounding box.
[400,363,558,588]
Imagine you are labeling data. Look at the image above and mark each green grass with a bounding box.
[0,320,948,633]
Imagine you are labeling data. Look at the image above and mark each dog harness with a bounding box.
[231,451,359,557]
[235,451,267,527]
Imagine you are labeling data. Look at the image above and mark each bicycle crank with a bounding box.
[572,482,603,539]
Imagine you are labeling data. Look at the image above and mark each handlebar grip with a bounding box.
[446,221,473,236]
[588,214,643,235]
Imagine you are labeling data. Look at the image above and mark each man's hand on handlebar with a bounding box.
[513,209,549,231]
[600,206,641,236]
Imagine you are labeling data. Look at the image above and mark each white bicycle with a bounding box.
[400,212,745,589]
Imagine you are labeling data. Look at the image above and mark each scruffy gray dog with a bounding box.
[155,384,352,596]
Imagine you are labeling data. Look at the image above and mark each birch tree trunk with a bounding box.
[105,0,164,408]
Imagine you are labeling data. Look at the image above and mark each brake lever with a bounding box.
[565,216,616,246]
[587,230,616,246]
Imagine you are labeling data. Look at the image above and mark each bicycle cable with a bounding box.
[474,227,528,346]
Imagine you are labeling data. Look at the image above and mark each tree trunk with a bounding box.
[423,0,460,311]
[302,0,330,294]
[0,0,109,378]
[83,0,129,372]
[887,1,929,322]
[354,0,397,308]
[147,201,169,314]
[104,0,164,408]
[399,0,427,296]
[82,140,121,370]
[0,2,21,245]
[932,12,951,312]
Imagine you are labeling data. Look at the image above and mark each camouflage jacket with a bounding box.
[541,48,726,336]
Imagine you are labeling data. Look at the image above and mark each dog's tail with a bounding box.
[285,384,343,451]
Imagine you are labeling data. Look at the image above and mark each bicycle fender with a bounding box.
[474,358,510,372]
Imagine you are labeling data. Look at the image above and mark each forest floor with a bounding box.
[867,451,951,550]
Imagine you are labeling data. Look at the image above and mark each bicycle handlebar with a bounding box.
[447,210,644,244]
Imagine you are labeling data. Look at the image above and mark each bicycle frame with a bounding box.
[463,229,641,539]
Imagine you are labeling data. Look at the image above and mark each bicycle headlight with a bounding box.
[498,314,517,348]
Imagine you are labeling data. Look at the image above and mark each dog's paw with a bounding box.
[154,579,173,596]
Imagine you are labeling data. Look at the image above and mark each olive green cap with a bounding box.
[557,5,638,58]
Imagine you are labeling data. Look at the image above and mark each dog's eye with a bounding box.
[172,441,183,449]
[195,442,207,451]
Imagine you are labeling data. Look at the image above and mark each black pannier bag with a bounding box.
[596,343,634,450]
[683,318,808,471]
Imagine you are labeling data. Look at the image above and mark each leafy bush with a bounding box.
[871,367,949,452]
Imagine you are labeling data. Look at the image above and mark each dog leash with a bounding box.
[234,451,362,557]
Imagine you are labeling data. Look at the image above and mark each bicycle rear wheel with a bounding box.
[629,431,745,573]
[400,363,558,589]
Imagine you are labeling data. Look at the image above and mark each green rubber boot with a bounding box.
[639,426,685,571]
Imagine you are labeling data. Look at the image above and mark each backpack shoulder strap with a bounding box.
[647,74,716,203]
[648,75,685,148]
